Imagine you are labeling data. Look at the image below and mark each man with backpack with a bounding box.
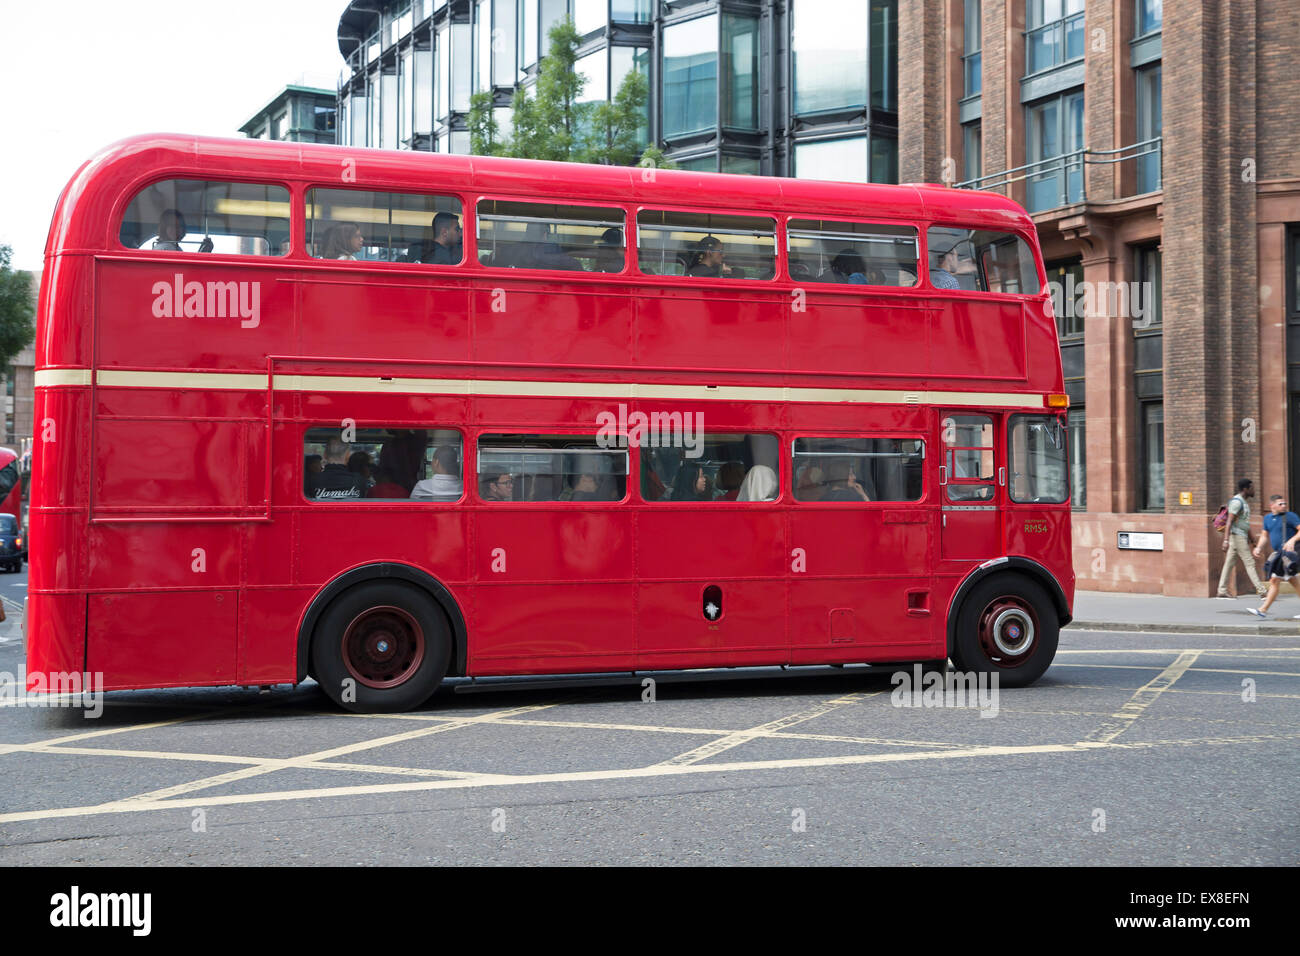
[1245,494,1300,618]
[1217,479,1267,598]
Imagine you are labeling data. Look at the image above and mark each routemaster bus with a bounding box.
[28,134,1073,712]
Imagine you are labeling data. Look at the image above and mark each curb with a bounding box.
[1068,619,1300,636]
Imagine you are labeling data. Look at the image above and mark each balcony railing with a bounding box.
[957,137,1162,212]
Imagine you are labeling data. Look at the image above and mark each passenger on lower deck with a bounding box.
[309,438,365,500]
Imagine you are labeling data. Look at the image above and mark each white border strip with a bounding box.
[38,368,1047,409]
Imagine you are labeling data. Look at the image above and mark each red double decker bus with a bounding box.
[29,134,1072,712]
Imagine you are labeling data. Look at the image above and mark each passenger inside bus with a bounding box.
[309,438,365,500]
[410,444,463,501]
[481,471,515,502]
[153,209,213,253]
[930,242,979,290]
[403,212,463,264]
[715,461,745,500]
[368,465,409,499]
[736,464,778,501]
[685,236,736,278]
[322,223,363,260]
[795,464,825,501]
[820,459,871,502]
[591,228,625,273]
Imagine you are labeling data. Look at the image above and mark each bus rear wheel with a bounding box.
[311,581,451,713]
[950,574,1058,688]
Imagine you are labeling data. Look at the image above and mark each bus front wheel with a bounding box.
[311,581,451,713]
[950,574,1058,688]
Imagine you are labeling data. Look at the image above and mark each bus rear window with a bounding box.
[926,226,1041,294]
[637,210,776,280]
[477,200,625,273]
[119,179,290,256]
[307,188,464,264]
[787,219,919,287]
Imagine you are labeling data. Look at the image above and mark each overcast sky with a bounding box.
[0,1,347,272]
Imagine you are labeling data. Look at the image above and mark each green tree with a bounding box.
[467,18,673,170]
[0,246,35,370]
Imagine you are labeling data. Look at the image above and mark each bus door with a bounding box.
[939,412,1002,562]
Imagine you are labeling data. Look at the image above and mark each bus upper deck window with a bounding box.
[306,188,464,264]
[476,200,626,273]
[119,179,291,256]
[926,225,1041,294]
[786,219,919,287]
[636,210,776,280]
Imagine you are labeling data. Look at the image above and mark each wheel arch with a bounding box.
[296,563,468,683]
[946,556,1072,656]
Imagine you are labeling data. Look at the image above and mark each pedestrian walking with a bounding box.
[1217,478,1267,598]
[1246,494,1300,618]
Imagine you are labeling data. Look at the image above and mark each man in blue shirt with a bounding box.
[1247,494,1300,618]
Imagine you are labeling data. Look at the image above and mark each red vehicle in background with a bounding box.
[28,134,1073,712]
[0,447,24,572]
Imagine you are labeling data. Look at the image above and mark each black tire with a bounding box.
[950,573,1058,688]
[310,581,451,713]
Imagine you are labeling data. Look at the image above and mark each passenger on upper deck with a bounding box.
[930,242,978,290]
[520,221,582,271]
[152,209,212,253]
[829,250,869,285]
[404,212,463,264]
[735,464,778,502]
[820,459,871,502]
[591,228,624,273]
[323,223,363,260]
[685,236,734,278]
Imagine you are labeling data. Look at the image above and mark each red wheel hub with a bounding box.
[341,605,426,689]
[976,597,1039,669]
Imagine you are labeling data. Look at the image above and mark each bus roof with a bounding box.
[45,133,1036,258]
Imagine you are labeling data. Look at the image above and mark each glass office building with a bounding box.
[336,0,898,181]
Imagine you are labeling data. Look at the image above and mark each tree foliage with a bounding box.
[0,246,35,370]
[467,18,674,170]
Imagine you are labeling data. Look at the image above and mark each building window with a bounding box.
[493,0,516,87]
[1136,63,1162,194]
[870,134,897,184]
[964,0,982,97]
[612,0,651,24]
[1026,89,1084,211]
[1134,245,1163,511]
[662,15,718,139]
[1136,0,1162,36]
[1026,0,1085,75]
[870,0,897,112]
[1046,258,1085,339]
[611,46,651,144]
[963,121,982,182]
[792,0,867,115]
[574,0,607,36]
[722,13,758,130]
[794,138,868,183]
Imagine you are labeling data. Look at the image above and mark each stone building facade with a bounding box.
[899,0,1300,595]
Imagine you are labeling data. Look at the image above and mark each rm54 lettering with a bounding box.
[151,274,260,328]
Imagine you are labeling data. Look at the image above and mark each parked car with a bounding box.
[0,513,24,572]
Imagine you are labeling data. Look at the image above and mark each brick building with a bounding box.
[899,0,1300,596]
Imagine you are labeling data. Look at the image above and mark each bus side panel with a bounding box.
[95,260,297,371]
[85,525,241,590]
[471,283,632,368]
[87,590,237,690]
[24,593,87,683]
[469,510,635,670]
[929,299,1026,383]
[299,276,470,363]
[240,587,313,685]
[787,509,942,663]
[788,297,930,379]
[635,290,784,373]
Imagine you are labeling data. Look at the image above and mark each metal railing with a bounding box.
[956,136,1162,211]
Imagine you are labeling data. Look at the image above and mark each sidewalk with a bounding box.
[1069,589,1300,634]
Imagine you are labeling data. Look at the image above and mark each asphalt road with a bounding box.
[0,616,1296,865]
